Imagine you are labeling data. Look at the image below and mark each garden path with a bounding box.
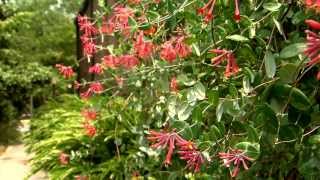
[0,120,48,180]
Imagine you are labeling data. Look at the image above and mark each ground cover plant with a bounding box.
[26,0,320,179]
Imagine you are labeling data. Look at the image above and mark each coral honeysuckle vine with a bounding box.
[53,0,320,178]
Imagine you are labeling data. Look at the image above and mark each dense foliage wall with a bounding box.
[26,0,320,179]
[0,0,81,143]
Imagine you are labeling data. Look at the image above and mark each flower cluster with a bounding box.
[59,152,70,165]
[147,129,205,172]
[55,64,74,79]
[169,77,178,93]
[81,108,98,137]
[209,49,239,78]
[134,31,154,59]
[160,37,191,63]
[80,82,104,99]
[102,6,134,36]
[103,54,140,70]
[305,30,320,66]
[218,149,253,177]
[88,63,103,75]
[81,109,97,121]
[305,0,320,12]
[77,15,98,58]
[197,0,240,23]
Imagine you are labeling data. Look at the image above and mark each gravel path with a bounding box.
[0,144,48,180]
[0,120,48,180]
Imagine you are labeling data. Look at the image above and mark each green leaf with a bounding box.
[177,102,193,121]
[273,17,284,36]
[216,100,224,122]
[264,51,276,78]
[290,87,311,111]
[193,82,206,100]
[308,135,320,144]
[263,2,281,11]
[278,124,302,141]
[235,142,260,160]
[278,63,298,83]
[192,43,201,57]
[280,43,306,59]
[171,121,193,139]
[226,34,249,42]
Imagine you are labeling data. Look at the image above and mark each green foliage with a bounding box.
[25,0,320,179]
[0,0,77,127]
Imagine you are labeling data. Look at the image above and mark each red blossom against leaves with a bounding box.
[234,0,241,22]
[147,130,187,165]
[77,15,98,36]
[218,149,254,177]
[106,6,134,34]
[305,19,320,30]
[80,82,104,99]
[81,109,97,121]
[160,41,177,63]
[317,71,320,80]
[55,64,74,79]
[59,153,69,165]
[101,16,115,35]
[134,31,154,59]
[177,141,205,172]
[209,49,239,78]
[89,63,103,75]
[83,122,96,137]
[170,77,179,93]
[197,0,217,23]
[120,55,140,69]
[175,37,192,58]
[82,40,96,58]
[103,55,120,69]
[305,0,320,11]
[305,30,320,66]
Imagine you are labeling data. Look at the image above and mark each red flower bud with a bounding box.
[305,19,320,30]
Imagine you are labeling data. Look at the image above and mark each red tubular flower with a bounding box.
[305,19,320,30]
[103,55,120,69]
[160,41,177,63]
[209,49,239,78]
[317,71,320,80]
[80,82,104,99]
[120,55,140,69]
[147,130,187,165]
[55,64,74,79]
[175,37,192,58]
[305,0,320,11]
[234,0,240,23]
[77,15,98,37]
[83,41,96,58]
[177,140,205,172]
[101,16,115,35]
[134,31,154,59]
[304,30,320,66]
[89,63,103,75]
[197,0,217,24]
[81,109,97,121]
[170,77,179,93]
[59,153,69,165]
[306,0,313,6]
[83,122,96,137]
[218,149,254,177]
